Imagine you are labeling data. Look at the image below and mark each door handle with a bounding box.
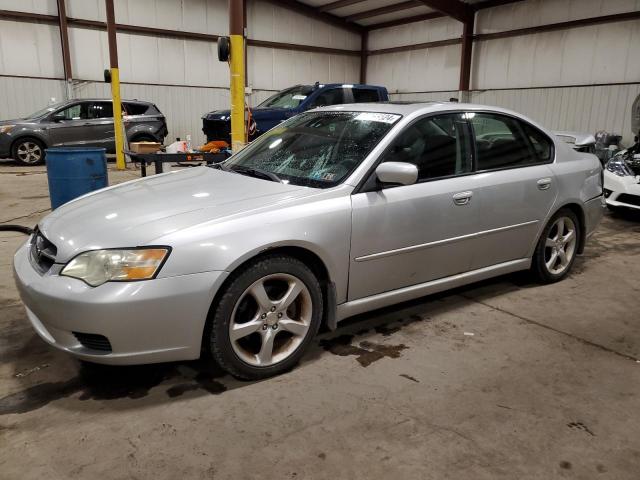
[537,178,552,190]
[452,191,473,206]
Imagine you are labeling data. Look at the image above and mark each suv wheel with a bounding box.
[208,255,323,380]
[531,208,580,283]
[12,138,45,165]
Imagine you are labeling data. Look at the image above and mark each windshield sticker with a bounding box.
[292,95,307,100]
[354,112,400,124]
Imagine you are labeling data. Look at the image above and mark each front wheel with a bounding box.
[12,138,45,165]
[531,209,580,283]
[209,255,323,380]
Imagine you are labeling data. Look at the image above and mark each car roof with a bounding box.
[315,101,525,117]
[62,98,151,104]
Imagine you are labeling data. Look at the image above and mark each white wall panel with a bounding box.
[472,20,640,90]
[0,20,63,78]
[247,0,360,50]
[0,77,65,120]
[66,0,229,35]
[67,26,109,81]
[0,0,57,15]
[367,44,461,93]
[368,16,462,51]
[67,26,229,87]
[247,46,360,91]
[476,0,640,34]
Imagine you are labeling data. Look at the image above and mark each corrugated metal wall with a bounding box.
[373,0,640,144]
[0,0,361,147]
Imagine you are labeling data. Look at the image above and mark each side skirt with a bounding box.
[336,258,531,322]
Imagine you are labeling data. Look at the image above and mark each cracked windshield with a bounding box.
[223,111,401,188]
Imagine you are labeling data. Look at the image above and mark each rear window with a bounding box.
[124,103,153,115]
[353,89,380,103]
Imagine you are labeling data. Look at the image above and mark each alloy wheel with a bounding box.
[229,273,312,367]
[16,142,43,164]
[544,216,577,275]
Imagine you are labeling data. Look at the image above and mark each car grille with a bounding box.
[617,194,640,207]
[73,332,113,352]
[29,228,57,274]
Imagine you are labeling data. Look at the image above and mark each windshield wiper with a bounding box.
[208,162,230,171]
[230,166,283,183]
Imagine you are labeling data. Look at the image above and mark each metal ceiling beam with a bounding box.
[473,0,526,10]
[417,0,473,23]
[262,0,363,33]
[319,0,367,12]
[344,0,423,22]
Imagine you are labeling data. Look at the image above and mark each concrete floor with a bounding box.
[1,161,639,479]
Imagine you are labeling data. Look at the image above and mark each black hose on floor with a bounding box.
[0,225,33,235]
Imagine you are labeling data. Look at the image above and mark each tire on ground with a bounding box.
[208,254,323,380]
[11,137,46,166]
[531,207,581,284]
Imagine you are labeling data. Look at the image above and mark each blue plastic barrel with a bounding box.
[45,147,108,209]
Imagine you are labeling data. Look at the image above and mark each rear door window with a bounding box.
[87,102,113,119]
[521,122,553,163]
[353,88,380,103]
[468,113,541,171]
[124,103,151,115]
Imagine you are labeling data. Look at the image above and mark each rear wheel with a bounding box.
[12,138,45,165]
[209,255,323,380]
[531,209,580,283]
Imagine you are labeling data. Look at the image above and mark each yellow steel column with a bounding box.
[110,68,125,169]
[105,0,126,170]
[229,35,245,152]
[229,0,246,152]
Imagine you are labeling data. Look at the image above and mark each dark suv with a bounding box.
[0,99,168,165]
[202,83,389,143]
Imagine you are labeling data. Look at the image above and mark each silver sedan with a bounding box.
[13,102,604,379]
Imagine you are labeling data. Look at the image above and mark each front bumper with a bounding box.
[0,134,12,158]
[13,241,228,365]
[604,172,640,210]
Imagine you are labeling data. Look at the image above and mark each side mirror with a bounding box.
[51,113,65,123]
[375,162,418,186]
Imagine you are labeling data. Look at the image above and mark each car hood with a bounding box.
[39,167,317,262]
[0,118,27,125]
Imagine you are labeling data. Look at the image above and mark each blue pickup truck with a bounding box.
[202,83,389,143]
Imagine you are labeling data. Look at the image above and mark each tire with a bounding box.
[531,208,581,284]
[12,137,45,165]
[209,255,323,380]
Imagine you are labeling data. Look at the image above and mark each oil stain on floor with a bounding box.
[0,361,227,416]
[318,335,408,367]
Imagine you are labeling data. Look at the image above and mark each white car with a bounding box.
[604,147,640,211]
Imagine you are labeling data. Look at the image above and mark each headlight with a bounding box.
[606,157,634,177]
[61,248,170,286]
[0,125,15,134]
